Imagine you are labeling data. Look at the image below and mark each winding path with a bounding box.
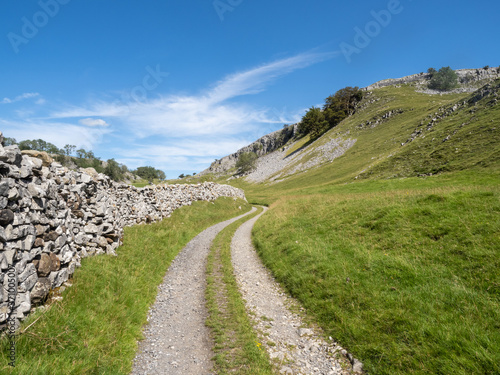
[131,206,360,374]
[130,207,256,375]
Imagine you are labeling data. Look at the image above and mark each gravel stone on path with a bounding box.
[231,207,362,374]
[130,207,256,375]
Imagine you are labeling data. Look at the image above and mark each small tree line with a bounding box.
[299,86,364,139]
[2,137,166,183]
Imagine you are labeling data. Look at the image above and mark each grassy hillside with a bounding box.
[225,81,500,374]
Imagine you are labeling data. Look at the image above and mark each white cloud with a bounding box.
[207,51,335,103]
[79,118,110,127]
[1,92,40,104]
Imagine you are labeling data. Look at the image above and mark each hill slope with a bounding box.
[198,67,499,187]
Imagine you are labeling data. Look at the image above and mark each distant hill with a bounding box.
[198,67,500,184]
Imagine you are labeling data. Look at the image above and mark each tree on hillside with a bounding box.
[157,170,166,180]
[235,152,257,174]
[18,139,61,154]
[324,86,364,118]
[299,106,329,139]
[76,148,87,159]
[134,166,165,182]
[321,86,364,132]
[63,144,76,156]
[104,158,124,181]
[3,137,17,146]
[428,66,458,91]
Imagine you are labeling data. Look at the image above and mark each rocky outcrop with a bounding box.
[365,67,500,91]
[0,131,245,330]
[199,124,299,176]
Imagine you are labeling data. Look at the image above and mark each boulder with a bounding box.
[49,253,60,272]
[36,253,51,277]
[20,150,54,167]
[0,145,23,166]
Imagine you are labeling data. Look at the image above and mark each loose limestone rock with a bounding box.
[20,150,54,167]
[31,278,51,305]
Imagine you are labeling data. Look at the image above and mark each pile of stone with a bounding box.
[0,131,245,330]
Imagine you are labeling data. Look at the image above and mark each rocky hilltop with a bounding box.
[365,67,500,92]
[198,124,300,176]
[0,132,245,330]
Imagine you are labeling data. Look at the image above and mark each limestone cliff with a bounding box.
[198,123,300,176]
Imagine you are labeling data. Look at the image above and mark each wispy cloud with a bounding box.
[50,51,334,138]
[2,92,40,104]
[79,118,110,127]
[207,51,335,103]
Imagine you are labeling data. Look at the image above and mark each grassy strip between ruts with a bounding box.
[0,197,251,375]
[206,206,274,375]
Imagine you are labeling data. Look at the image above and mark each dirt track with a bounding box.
[130,208,256,375]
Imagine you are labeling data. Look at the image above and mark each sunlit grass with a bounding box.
[253,183,500,374]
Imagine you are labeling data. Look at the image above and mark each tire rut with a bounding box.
[130,207,256,375]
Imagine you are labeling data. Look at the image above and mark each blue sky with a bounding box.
[1,0,498,178]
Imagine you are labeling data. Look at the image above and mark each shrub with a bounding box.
[235,152,258,174]
[428,66,459,91]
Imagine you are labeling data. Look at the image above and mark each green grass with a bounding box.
[251,178,500,374]
[284,134,311,157]
[206,207,274,375]
[129,178,164,187]
[0,197,251,375]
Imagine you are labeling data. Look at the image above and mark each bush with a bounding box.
[134,166,166,182]
[18,139,62,154]
[235,152,257,174]
[300,107,328,139]
[428,66,458,91]
[104,159,124,182]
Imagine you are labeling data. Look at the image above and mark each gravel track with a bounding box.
[130,207,256,375]
[131,206,362,374]
[231,207,362,374]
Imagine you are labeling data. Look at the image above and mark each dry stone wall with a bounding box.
[0,132,245,330]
